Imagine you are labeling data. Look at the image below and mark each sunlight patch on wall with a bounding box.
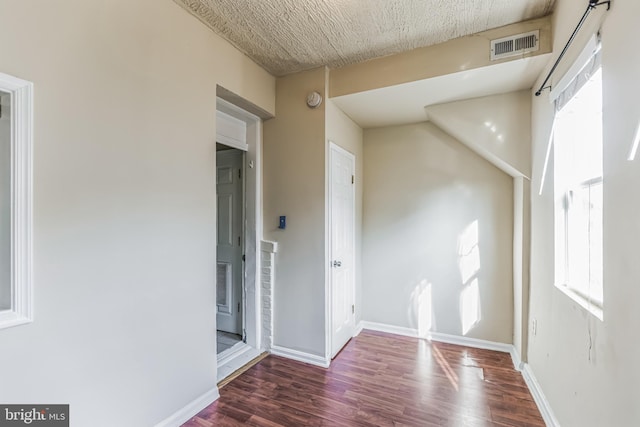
[458,220,482,335]
[410,280,434,338]
[458,221,480,284]
[629,119,640,161]
[417,282,432,338]
[460,279,481,335]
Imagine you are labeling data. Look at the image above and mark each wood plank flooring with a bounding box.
[184,330,544,426]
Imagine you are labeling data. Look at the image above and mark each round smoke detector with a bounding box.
[306,91,323,109]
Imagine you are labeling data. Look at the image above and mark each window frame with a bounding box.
[0,71,34,331]
[561,177,603,304]
[552,60,604,321]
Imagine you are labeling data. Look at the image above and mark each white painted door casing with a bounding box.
[329,143,356,358]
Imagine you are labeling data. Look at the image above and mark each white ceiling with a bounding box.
[175,0,555,76]
[332,54,551,128]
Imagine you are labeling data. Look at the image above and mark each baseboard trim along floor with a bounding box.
[154,388,219,427]
[270,345,330,368]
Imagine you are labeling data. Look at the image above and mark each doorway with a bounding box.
[215,95,264,381]
[216,144,244,354]
[328,142,356,358]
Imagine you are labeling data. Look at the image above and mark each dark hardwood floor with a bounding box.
[184,330,544,426]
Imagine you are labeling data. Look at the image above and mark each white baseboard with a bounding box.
[271,345,330,368]
[358,321,419,338]
[154,387,219,427]
[510,347,524,372]
[522,364,560,427]
[429,330,513,354]
[353,321,364,337]
[358,321,521,368]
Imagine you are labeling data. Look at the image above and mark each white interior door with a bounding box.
[216,149,243,335]
[329,143,356,358]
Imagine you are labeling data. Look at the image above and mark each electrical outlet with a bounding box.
[532,319,537,336]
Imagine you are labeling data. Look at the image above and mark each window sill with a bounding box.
[555,284,604,321]
[0,309,33,331]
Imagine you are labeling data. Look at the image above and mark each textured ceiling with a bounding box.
[175,0,555,76]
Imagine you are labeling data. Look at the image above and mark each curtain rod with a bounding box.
[535,0,611,96]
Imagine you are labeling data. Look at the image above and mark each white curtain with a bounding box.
[538,33,601,195]
[555,50,602,112]
[550,33,601,111]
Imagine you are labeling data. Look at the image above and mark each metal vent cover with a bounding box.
[491,30,540,60]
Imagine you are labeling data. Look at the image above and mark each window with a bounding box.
[0,72,33,330]
[553,53,603,319]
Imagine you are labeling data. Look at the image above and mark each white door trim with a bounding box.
[325,141,356,360]
[216,110,248,151]
[215,96,263,372]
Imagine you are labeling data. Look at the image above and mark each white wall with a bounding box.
[363,122,514,343]
[529,0,640,424]
[0,1,275,426]
[326,100,364,325]
[0,92,9,310]
[513,177,531,362]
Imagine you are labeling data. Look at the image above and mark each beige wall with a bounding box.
[263,68,327,356]
[425,91,532,178]
[363,122,514,343]
[263,71,363,359]
[424,90,532,356]
[529,0,640,424]
[0,1,274,426]
[326,99,364,324]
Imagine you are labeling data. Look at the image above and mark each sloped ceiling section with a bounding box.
[175,0,555,76]
[425,91,532,178]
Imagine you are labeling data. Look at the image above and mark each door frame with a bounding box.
[325,141,357,361]
[216,97,262,353]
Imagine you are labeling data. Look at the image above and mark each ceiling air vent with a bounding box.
[490,30,539,61]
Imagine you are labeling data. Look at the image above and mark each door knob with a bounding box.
[333,260,342,267]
